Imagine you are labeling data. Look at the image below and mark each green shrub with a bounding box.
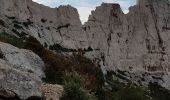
[103,71,152,100]
[112,83,152,100]
[149,82,170,100]
[95,69,106,100]
[60,71,97,100]
[0,32,25,48]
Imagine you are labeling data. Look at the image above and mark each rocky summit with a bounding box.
[0,0,170,99]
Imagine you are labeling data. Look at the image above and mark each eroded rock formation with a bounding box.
[84,0,170,89]
[0,0,170,93]
[0,42,45,99]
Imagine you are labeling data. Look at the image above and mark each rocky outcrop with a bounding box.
[0,0,170,90]
[84,0,170,89]
[0,42,45,99]
[41,84,63,100]
[0,0,87,49]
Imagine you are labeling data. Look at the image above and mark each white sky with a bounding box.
[32,0,136,23]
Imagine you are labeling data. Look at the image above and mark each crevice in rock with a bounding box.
[0,50,4,59]
[57,24,70,30]
[0,89,21,100]
[101,53,105,66]
[144,21,151,53]
[107,32,112,47]
[27,6,33,19]
[26,96,42,100]
[148,1,164,51]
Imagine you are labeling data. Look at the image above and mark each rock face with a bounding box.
[0,0,87,49]
[41,84,63,100]
[0,42,45,99]
[0,0,170,90]
[84,0,170,89]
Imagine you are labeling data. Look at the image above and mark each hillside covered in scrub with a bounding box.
[0,0,170,100]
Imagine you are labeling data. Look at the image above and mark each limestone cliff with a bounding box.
[84,0,170,89]
[0,0,170,91]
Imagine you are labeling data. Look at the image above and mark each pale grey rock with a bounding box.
[0,0,87,49]
[84,0,170,89]
[0,42,45,99]
[0,0,170,90]
[0,88,16,99]
[41,84,64,100]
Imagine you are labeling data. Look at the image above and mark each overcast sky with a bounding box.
[32,0,136,23]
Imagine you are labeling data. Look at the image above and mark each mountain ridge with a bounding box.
[0,0,170,99]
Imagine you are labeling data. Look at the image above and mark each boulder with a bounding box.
[41,84,63,100]
[0,42,45,99]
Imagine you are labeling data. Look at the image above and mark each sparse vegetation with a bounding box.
[0,32,25,48]
[18,36,170,100]
[60,71,97,100]
[149,82,170,100]
[42,51,101,92]
[111,83,152,100]
[0,29,169,100]
[95,71,151,100]
[21,36,101,92]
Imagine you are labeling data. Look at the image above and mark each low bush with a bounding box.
[149,82,170,100]
[0,32,25,48]
[60,71,97,100]
[42,52,102,92]
[102,71,153,100]
[112,83,152,100]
